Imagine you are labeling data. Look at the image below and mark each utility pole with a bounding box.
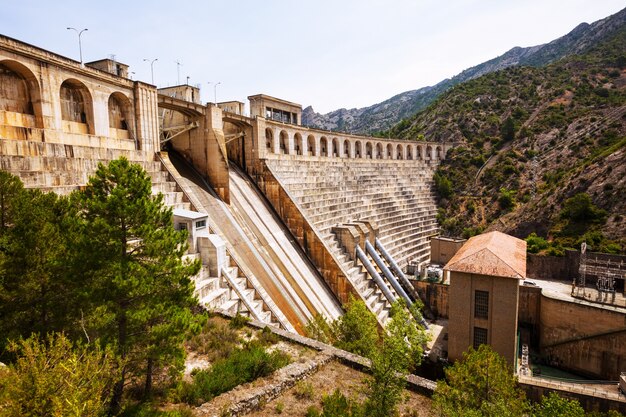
[66,27,88,65]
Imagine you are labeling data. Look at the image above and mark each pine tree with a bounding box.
[73,157,201,412]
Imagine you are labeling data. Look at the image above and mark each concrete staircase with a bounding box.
[264,158,440,270]
[149,157,288,330]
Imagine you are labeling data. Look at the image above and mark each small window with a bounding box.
[177,223,187,231]
[195,220,206,229]
[473,327,488,349]
[474,290,489,319]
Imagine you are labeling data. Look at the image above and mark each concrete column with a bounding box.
[92,90,109,137]
[205,104,230,203]
[133,82,159,152]
[313,136,320,156]
[198,234,227,277]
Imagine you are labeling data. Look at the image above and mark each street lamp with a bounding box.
[214,81,221,104]
[143,58,158,85]
[66,27,88,65]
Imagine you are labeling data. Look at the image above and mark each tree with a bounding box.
[365,300,428,417]
[559,193,607,224]
[501,117,515,142]
[531,392,584,417]
[433,345,528,417]
[0,178,78,356]
[72,157,201,412]
[0,333,116,417]
[334,296,379,358]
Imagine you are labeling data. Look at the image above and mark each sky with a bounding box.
[1,1,624,113]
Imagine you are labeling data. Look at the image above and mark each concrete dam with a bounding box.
[0,35,451,333]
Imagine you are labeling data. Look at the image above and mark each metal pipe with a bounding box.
[375,238,428,329]
[376,238,418,300]
[356,245,396,306]
[366,240,412,307]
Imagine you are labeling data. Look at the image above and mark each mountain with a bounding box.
[302,7,626,135]
[399,26,626,252]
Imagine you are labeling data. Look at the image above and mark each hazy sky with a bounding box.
[1,1,623,113]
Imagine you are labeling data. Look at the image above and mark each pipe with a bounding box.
[356,245,396,306]
[375,238,429,329]
[366,240,412,307]
[376,238,418,300]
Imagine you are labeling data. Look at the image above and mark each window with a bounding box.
[195,220,206,229]
[474,290,489,319]
[177,222,187,231]
[473,327,488,349]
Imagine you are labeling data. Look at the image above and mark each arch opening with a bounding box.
[355,141,362,158]
[320,137,328,157]
[279,130,289,154]
[294,133,303,156]
[307,134,315,156]
[60,79,94,135]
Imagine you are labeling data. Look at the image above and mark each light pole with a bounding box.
[175,60,182,85]
[143,58,158,85]
[214,81,221,104]
[66,27,88,65]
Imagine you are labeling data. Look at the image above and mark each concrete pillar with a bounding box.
[198,234,227,277]
[133,82,159,152]
[331,225,361,261]
[205,104,230,203]
[93,90,109,137]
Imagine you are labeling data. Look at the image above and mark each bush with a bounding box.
[498,188,516,211]
[177,342,290,406]
[434,172,454,199]
[525,233,549,254]
[229,313,251,329]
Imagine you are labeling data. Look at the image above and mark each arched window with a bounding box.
[332,138,339,157]
[320,137,328,157]
[0,60,42,128]
[407,146,413,160]
[60,79,94,134]
[294,133,303,155]
[0,62,33,115]
[343,140,350,157]
[387,143,393,159]
[355,141,362,158]
[279,130,289,154]
[307,134,315,156]
[426,145,433,160]
[416,145,422,160]
[436,146,443,160]
[396,144,403,160]
[376,143,383,159]
[265,128,273,150]
[366,142,372,159]
[108,93,134,140]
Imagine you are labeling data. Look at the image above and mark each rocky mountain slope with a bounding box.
[394,27,625,252]
[302,7,626,135]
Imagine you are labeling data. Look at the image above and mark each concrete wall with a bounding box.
[413,281,449,319]
[430,237,466,265]
[540,294,626,380]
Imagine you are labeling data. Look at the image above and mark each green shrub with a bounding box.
[294,380,315,400]
[525,233,549,254]
[229,313,251,329]
[178,342,290,406]
[434,171,454,199]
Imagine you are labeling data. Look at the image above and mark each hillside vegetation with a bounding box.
[390,28,626,253]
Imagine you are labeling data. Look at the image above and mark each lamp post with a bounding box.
[175,60,182,85]
[214,81,221,105]
[66,27,88,65]
[143,58,158,85]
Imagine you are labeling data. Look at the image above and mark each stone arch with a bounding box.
[60,78,95,134]
[331,137,339,157]
[365,142,372,159]
[294,132,303,156]
[407,145,413,160]
[416,145,423,160]
[108,92,134,139]
[343,139,350,158]
[0,60,43,127]
[386,143,394,159]
[265,128,273,152]
[376,143,383,159]
[307,134,316,156]
[436,145,443,160]
[355,141,362,158]
[426,145,433,160]
[320,136,328,157]
[279,130,289,154]
[396,144,403,160]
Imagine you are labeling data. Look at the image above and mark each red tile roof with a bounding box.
[443,231,526,279]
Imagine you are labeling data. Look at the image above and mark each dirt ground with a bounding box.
[246,359,432,417]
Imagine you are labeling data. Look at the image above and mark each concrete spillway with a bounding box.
[165,152,342,334]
